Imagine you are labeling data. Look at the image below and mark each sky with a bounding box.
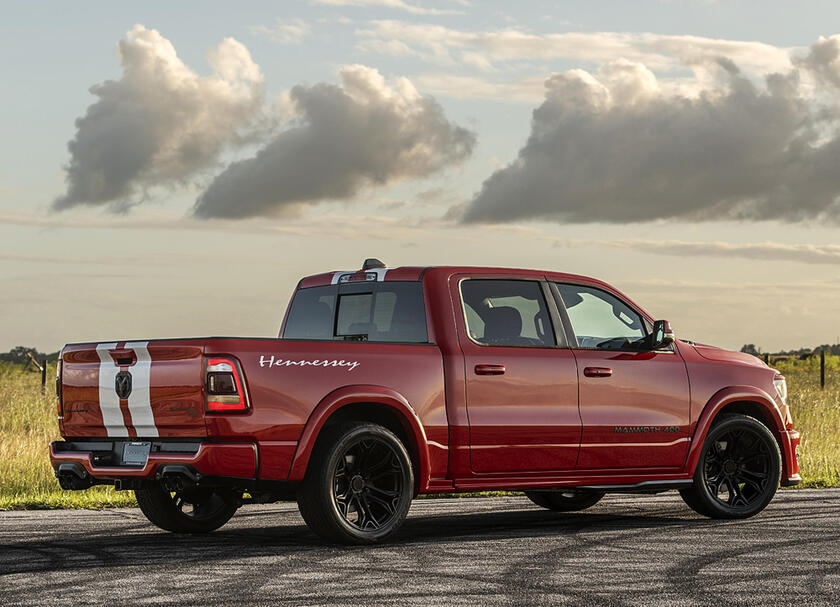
[3,0,840,353]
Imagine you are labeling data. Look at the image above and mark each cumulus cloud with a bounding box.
[53,25,263,212]
[460,37,840,224]
[556,238,840,265]
[795,34,840,91]
[356,21,793,74]
[193,65,475,218]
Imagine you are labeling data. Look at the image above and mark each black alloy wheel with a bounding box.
[680,414,781,519]
[332,436,405,531]
[135,485,239,533]
[297,422,414,544]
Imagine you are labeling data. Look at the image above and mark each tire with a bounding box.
[135,485,238,533]
[680,414,781,519]
[297,422,414,544]
[524,489,605,512]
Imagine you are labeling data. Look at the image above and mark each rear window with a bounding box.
[460,279,556,347]
[283,282,428,343]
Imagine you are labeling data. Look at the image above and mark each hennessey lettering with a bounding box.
[259,355,360,372]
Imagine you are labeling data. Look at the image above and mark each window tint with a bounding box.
[461,280,556,347]
[336,293,373,337]
[556,283,646,350]
[283,282,427,343]
[282,285,335,340]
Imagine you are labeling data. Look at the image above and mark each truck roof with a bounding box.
[297,265,612,290]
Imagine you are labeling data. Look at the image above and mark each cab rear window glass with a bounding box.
[281,287,336,340]
[283,282,428,343]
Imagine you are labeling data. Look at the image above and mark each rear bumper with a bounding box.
[780,429,801,486]
[50,440,257,485]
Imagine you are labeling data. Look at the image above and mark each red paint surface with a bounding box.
[52,265,800,490]
[573,347,690,470]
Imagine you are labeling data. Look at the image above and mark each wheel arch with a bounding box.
[287,385,431,493]
[686,386,789,478]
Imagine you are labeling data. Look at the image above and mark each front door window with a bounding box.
[556,284,646,350]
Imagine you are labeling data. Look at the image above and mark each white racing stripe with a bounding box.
[123,341,158,438]
[96,342,128,437]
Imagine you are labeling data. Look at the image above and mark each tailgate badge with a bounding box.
[115,371,132,399]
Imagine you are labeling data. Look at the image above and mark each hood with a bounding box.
[689,341,768,368]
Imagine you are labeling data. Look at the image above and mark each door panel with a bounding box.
[573,349,690,469]
[465,347,581,472]
[552,282,691,470]
[456,277,581,473]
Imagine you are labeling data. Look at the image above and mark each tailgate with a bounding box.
[59,340,207,438]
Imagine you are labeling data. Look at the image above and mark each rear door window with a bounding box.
[460,279,556,347]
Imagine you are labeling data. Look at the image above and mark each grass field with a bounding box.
[0,363,136,509]
[774,355,840,487]
[1,357,838,510]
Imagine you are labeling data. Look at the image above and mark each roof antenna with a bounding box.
[362,258,386,270]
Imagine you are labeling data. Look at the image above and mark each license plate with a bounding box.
[122,442,151,466]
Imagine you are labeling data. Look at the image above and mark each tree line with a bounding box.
[0,346,60,365]
[740,343,840,358]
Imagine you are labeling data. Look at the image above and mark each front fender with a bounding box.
[685,385,786,476]
[287,385,431,492]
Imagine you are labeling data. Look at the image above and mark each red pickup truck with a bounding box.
[51,260,800,543]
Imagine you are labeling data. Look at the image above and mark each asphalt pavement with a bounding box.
[1,489,838,606]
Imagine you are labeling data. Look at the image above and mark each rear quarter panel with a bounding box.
[203,339,447,481]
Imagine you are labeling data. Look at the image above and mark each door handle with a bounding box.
[475,364,506,376]
[584,367,612,378]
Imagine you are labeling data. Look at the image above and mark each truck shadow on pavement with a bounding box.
[1,506,706,577]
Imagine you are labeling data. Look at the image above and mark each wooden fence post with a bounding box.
[820,349,826,390]
[41,358,47,395]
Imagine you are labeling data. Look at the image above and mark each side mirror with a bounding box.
[650,320,675,350]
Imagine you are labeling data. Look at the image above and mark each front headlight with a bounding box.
[773,375,787,404]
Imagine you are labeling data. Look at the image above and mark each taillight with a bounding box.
[205,357,249,413]
[56,358,63,416]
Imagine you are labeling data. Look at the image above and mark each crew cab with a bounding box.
[51,260,801,543]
